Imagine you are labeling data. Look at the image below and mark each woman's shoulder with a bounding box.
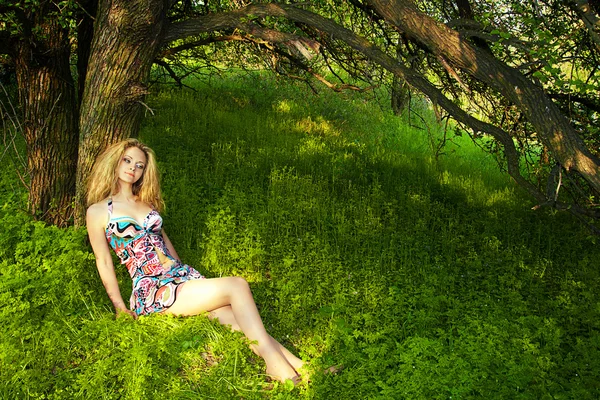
[86,199,110,222]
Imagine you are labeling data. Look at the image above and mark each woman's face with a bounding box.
[117,146,147,185]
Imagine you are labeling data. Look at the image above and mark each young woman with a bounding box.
[86,138,303,384]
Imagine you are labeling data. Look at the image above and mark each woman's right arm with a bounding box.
[86,203,136,318]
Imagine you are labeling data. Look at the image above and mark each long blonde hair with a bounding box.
[86,139,164,212]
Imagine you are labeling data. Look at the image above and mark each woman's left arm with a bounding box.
[162,230,181,261]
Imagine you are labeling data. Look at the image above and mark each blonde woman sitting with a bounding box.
[86,139,303,384]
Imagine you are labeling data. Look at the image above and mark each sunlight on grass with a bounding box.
[1,71,599,399]
[296,116,340,137]
[297,136,331,157]
[438,169,517,207]
[274,99,292,113]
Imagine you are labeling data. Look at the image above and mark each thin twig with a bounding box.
[137,100,155,116]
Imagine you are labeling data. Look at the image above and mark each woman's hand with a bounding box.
[116,308,138,320]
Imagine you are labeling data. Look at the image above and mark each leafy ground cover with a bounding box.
[1,72,599,399]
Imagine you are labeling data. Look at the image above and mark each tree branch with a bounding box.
[158,35,242,58]
[452,0,492,52]
[270,45,371,92]
[569,0,600,52]
[367,0,600,194]
[547,92,600,114]
[164,3,545,201]
[163,15,320,59]
[161,2,599,223]
[153,59,185,86]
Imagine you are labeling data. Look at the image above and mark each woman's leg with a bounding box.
[209,305,304,372]
[163,277,298,382]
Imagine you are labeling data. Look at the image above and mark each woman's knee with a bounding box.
[229,276,249,290]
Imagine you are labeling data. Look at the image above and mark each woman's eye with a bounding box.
[123,158,131,163]
[136,163,145,170]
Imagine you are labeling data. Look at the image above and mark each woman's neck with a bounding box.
[113,183,137,203]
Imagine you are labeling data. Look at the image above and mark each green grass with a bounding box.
[1,71,599,399]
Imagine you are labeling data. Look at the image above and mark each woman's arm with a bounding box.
[86,203,136,318]
[162,230,181,261]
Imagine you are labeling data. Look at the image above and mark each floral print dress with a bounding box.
[105,199,204,315]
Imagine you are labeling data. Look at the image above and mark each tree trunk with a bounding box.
[391,44,409,115]
[367,0,600,193]
[391,76,409,115]
[77,0,98,106]
[14,16,78,227]
[74,0,167,225]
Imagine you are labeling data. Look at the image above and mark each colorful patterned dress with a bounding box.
[105,199,204,315]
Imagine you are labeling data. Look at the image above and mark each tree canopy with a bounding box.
[0,0,598,229]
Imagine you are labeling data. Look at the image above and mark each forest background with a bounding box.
[1,0,600,398]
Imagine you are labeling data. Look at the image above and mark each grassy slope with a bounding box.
[1,72,599,399]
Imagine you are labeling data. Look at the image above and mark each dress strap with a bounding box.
[105,198,114,235]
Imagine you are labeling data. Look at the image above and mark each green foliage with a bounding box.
[2,72,600,398]
[0,0,81,35]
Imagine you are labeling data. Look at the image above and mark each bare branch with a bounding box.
[159,36,235,58]
[270,45,372,92]
[437,55,471,94]
[163,15,320,61]
[153,58,185,86]
[0,82,29,189]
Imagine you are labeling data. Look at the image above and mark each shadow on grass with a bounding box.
[1,72,596,399]
[136,76,600,398]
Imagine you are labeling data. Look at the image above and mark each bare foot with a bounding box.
[290,359,304,373]
[297,363,343,383]
[264,350,300,383]
[266,365,301,384]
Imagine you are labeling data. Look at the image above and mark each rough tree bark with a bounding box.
[13,12,78,227]
[74,0,168,224]
[77,0,98,107]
